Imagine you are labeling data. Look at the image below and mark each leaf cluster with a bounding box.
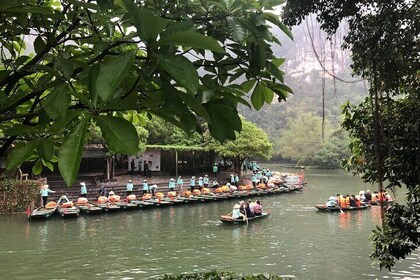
[0,0,293,186]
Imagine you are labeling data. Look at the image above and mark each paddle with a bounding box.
[337,203,344,214]
[243,207,248,225]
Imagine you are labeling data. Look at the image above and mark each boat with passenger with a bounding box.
[220,212,271,225]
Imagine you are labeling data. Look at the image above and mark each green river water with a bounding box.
[1,164,419,279]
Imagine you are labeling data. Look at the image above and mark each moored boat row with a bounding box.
[28,182,305,221]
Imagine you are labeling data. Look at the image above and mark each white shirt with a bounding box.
[232,208,241,219]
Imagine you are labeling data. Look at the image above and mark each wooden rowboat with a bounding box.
[29,206,56,220]
[315,204,370,212]
[78,204,102,214]
[57,196,80,218]
[131,200,155,208]
[369,200,394,206]
[219,212,271,225]
[116,201,138,210]
[97,203,120,212]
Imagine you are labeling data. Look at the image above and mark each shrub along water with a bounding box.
[0,180,40,213]
[159,271,286,280]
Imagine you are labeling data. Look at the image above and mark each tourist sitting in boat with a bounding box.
[345,194,351,207]
[364,190,372,202]
[339,195,348,209]
[326,197,338,208]
[349,195,358,207]
[253,200,263,216]
[359,191,366,202]
[371,191,379,203]
[239,200,245,214]
[232,203,245,219]
[248,199,255,214]
[244,202,255,218]
[355,195,362,207]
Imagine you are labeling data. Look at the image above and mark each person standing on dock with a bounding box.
[130,159,135,175]
[80,182,87,198]
[142,180,149,195]
[252,173,258,187]
[126,180,133,196]
[169,178,176,192]
[198,177,203,190]
[190,176,196,191]
[212,163,218,177]
[40,184,55,207]
[177,176,184,194]
[234,174,239,187]
[203,175,209,188]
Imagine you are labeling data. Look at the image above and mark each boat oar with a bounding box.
[337,204,344,214]
[244,209,248,226]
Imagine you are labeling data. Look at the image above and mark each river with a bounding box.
[0,165,419,279]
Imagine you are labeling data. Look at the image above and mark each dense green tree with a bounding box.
[145,116,203,147]
[276,112,333,162]
[342,95,420,269]
[283,0,419,269]
[207,119,272,175]
[0,0,293,185]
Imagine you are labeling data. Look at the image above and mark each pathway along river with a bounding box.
[1,165,419,279]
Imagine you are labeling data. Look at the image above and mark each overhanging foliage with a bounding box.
[0,0,293,186]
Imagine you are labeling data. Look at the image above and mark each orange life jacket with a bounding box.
[340,197,347,208]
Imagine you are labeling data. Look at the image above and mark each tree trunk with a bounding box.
[370,69,385,225]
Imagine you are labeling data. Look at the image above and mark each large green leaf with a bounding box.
[34,35,46,54]
[267,61,284,83]
[158,31,225,53]
[154,53,199,94]
[6,140,39,171]
[89,51,135,103]
[251,83,266,110]
[123,0,168,42]
[54,57,73,80]
[41,84,71,118]
[58,116,90,186]
[95,115,139,155]
[263,12,293,40]
[205,99,242,141]
[37,139,54,161]
[32,160,42,176]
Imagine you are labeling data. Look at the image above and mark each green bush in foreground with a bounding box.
[160,271,286,280]
[0,179,40,213]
